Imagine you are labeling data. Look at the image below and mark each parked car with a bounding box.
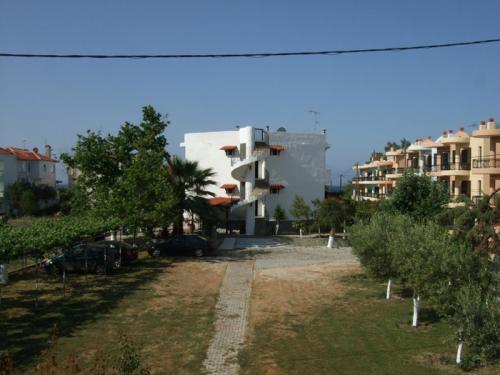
[148,235,214,258]
[44,242,120,275]
[95,240,139,266]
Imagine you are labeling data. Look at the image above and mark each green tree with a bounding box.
[318,197,354,247]
[61,106,176,235]
[380,171,449,220]
[451,280,499,368]
[350,213,410,299]
[272,204,286,235]
[289,195,311,236]
[167,157,216,235]
[19,190,37,216]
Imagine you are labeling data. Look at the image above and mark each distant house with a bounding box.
[0,145,58,212]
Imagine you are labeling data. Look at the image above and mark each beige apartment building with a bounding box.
[353,118,499,202]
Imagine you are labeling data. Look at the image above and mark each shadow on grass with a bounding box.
[0,257,170,370]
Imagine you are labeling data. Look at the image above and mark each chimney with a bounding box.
[427,136,432,140]
[459,127,464,132]
[480,120,486,130]
[487,118,495,130]
[266,126,270,132]
[448,130,453,137]
[32,147,39,154]
[45,144,52,158]
[321,129,326,134]
[442,131,447,137]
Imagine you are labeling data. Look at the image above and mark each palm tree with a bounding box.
[167,157,216,235]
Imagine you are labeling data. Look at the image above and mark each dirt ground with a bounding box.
[250,261,361,326]
[245,261,361,374]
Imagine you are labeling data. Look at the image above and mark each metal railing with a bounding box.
[472,156,500,169]
[254,128,269,146]
[432,162,471,172]
[358,191,386,199]
[352,175,387,182]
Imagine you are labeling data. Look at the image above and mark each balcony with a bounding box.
[472,156,500,168]
[357,191,386,200]
[254,128,269,148]
[432,162,471,177]
[471,155,500,174]
[352,175,393,185]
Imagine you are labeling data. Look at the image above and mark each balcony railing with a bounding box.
[432,162,471,172]
[254,128,269,146]
[472,156,500,169]
[358,191,386,199]
[353,175,387,182]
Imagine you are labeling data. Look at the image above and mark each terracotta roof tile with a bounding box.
[208,197,240,206]
[0,147,58,162]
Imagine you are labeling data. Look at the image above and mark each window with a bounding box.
[43,164,47,172]
[271,149,281,156]
[478,180,482,195]
[225,149,235,156]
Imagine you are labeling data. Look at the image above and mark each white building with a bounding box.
[0,145,58,212]
[181,126,331,235]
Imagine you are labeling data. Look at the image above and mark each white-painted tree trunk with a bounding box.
[386,278,392,299]
[299,228,303,238]
[327,235,335,248]
[412,294,420,327]
[456,342,463,365]
[275,222,279,236]
[111,231,116,241]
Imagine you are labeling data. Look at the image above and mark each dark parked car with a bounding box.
[44,242,121,275]
[148,235,213,258]
[95,240,139,266]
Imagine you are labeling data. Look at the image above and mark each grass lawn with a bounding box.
[239,268,498,375]
[0,253,225,374]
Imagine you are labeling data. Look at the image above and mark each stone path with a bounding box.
[202,261,254,375]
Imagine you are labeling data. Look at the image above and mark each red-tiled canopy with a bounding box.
[220,145,237,151]
[220,184,237,189]
[270,183,285,190]
[270,145,286,151]
[208,197,240,206]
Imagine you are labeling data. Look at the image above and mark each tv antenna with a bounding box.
[308,110,320,131]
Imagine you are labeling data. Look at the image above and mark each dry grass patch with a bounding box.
[1,256,226,374]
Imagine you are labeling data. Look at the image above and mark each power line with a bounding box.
[1,38,499,60]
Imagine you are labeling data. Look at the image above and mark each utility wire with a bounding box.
[1,38,499,60]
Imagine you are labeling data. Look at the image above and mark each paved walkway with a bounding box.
[202,261,254,375]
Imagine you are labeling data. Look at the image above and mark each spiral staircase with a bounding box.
[230,146,270,210]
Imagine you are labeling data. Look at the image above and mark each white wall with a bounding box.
[182,129,330,222]
[183,130,241,194]
[266,132,329,219]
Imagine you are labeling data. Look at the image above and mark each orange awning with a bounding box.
[220,145,237,151]
[270,183,285,190]
[208,197,240,206]
[270,145,286,151]
[220,184,237,189]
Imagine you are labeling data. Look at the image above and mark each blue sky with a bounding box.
[1,0,500,183]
